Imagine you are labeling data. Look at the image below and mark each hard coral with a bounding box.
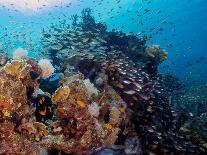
[109,107,121,127]
[0,59,38,121]
[20,121,49,141]
[0,55,127,154]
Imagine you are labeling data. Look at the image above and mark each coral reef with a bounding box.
[0,8,206,155]
[0,56,125,154]
[39,8,207,155]
[52,9,207,155]
[0,60,34,120]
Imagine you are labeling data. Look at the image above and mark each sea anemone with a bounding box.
[38,59,54,79]
[13,47,28,59]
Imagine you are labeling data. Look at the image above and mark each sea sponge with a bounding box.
[13,47,28,59]
[38,59,54,79]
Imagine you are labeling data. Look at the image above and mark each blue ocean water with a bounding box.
[0,0,206,86]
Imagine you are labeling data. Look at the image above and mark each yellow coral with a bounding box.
[2,109,11,117]
[52,86,70,104]
[104,123,113,130]
[3,60,31,80]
